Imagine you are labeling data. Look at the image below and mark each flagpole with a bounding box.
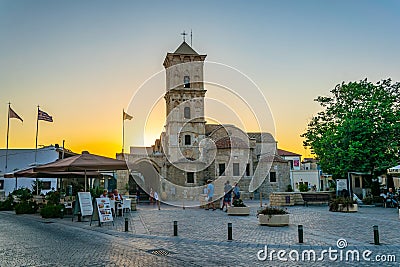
[35,106,40,195]
[122,109,125,154]
[35,105,39,164]
[5,103,11,173]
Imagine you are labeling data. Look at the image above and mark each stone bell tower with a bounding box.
[162,41,207,168]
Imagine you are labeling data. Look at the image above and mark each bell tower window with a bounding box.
[184,135,191,145]
[184,75,190,88]
[184,107,191,119]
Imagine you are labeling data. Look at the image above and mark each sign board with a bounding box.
[95,198,113,223]
[336,179,348,195]
[78,192,93,216]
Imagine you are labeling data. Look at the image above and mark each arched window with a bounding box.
[184,75,190,88]
[184,107,190,119]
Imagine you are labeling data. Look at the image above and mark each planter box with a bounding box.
[227,206,250,216]
[338,204,358,212]
[258,214,289,226]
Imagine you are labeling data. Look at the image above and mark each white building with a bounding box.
[0,145,65,197]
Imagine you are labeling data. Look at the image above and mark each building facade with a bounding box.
[119,41,291,202]
[0,145,63,197]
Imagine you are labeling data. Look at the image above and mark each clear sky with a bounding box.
[1,0,399,158]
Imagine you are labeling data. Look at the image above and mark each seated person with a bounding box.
[108,191,115,200]
[386,188,398,207]
[113,189,123,201]
[100,189,108,198]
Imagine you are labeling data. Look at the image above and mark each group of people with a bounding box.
[204,180,240,211]
[381,187,399,208]
[99,189,124,201]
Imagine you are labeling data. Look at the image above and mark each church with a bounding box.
[117,41,291,204]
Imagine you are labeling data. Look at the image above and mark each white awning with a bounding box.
[387,165,400,174]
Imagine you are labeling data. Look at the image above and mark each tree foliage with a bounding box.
[302,79,400,179]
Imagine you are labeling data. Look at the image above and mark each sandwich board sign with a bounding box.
[77,192,93,217]
[94,198,114,226]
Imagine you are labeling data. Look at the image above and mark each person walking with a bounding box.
[233,183,240,200]
[206,179,216,210]
[221,180,232,212]
[154,191,161,210]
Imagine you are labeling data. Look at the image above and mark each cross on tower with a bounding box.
[181,31,188,42]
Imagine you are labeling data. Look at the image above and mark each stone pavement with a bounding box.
[1,200,400,266]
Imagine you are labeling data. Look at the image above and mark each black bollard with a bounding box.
[298,225,304,243]
[173,221,178,236]
[373,225,380,245]
[228,223,232,241]
[125,217,129,232]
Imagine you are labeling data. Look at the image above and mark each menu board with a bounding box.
[96,198,114,223]
[78,192,93,216]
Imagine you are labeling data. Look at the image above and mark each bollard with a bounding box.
[228,223,233,241]
[173,221,178,236]
[125,217,129,232]
[373,225,380,245]
[298,225,304,243]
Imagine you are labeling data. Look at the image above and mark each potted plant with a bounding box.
[257,206,289,226]
[227,199,250,216]
[329,197,358,212]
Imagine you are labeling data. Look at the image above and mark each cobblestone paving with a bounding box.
[1,201,400,266]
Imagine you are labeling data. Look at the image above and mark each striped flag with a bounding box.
[123,111,133,120]
[38,109,53,122]
[9,107,23,122]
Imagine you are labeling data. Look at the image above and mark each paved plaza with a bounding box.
[1,200,400,266]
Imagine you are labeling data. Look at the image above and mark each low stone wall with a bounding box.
[269,192,304,206]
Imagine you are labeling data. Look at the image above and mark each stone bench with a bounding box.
[301,193,330,206]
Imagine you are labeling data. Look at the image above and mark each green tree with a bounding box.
[302,79,400,179]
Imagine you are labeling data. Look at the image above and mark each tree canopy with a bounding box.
[302,79,400,179]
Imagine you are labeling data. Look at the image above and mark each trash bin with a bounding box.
[131,196,137,211]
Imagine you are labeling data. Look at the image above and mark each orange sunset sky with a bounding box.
[1,1,399,158]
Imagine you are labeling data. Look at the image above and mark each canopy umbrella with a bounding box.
[34,151,128,191]
[4,167,104,191]
[4,168,103,178]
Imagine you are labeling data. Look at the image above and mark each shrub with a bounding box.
[232,199,246,207]
[45,191,60,205]
[286,185,294,192]
[257,206,288,216]
[298,184,309,192]
[362,196,374,205]
[11,188,33,202]
[40,204,64,218]
[0,197,14,211]
[14,201,38,214]
[90,186,103,198]
[329,197,356,212]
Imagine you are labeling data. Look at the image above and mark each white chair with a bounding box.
[122,199,131,213]
[109,200,116,217]
[116,201,124,217]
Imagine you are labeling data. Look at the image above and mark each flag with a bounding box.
[9,107,23,122]
[38,109,53,122]
[123,111,133,120]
